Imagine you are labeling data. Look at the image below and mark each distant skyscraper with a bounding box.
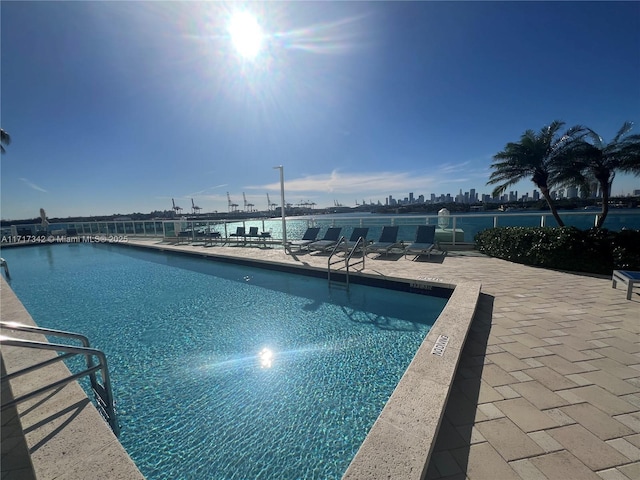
[470,189,476,203]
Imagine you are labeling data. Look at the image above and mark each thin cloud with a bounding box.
[19,178,47,193]
[186,184,228,197]
[248,170,437,195]
[437,161,471,174]
[445,177,471,184]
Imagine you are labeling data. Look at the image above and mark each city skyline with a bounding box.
[6,181,636,222]
[2,2,639,219]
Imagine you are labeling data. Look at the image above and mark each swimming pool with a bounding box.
[1,244,448,479]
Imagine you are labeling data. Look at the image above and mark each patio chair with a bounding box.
[308,227,343,252]
[177,231,192,244]
[404,225,437,260]
[287,227,321,252]
[342,227,370,253]
[202,231,222,246]
[229,226,246,244]
[246,226,260,245]
[366,226,401,256]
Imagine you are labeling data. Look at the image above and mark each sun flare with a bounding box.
[228,11,264,60]
[258,347,274,368]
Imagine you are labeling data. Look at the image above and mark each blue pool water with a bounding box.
[1,244,448,480]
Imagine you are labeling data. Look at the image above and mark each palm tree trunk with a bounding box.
[540,186,565,227]
[596,180,610,228]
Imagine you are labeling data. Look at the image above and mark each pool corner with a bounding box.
[343,281,481,479]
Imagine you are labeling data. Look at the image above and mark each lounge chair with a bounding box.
[177,231,192,244]
[246,226,260,245]
[404,225,436,260]
[287,227,321,252]
[366,226,401,256]
[342,227,369,253]
[229,227,246,243]
[308,227,342,252]
[202,231,222,246]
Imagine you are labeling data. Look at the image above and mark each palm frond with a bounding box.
[0,129,9,154]
[0,129,10,146]
[617,141,640,175]
[611,121,634,144]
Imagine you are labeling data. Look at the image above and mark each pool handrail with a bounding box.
[327,236,366,288]
[0,322,120,436]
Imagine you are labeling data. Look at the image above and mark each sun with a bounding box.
[228,11,264,60]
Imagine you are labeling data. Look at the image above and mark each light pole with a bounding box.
[273,166,287,248]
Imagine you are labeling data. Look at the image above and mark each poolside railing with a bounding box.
[0,321,120,436]
[2,210,638,247]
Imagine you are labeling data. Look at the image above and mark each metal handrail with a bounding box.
[0,258,10,279]
[344,237,366,288]
[327,236,366,289]
[1,321,97,380]
[327,237,347,286]
[0,323,119,436]
[1,321,93,346]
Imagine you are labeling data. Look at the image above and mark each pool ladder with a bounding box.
[327,236,366,289]
[0,322,120,437]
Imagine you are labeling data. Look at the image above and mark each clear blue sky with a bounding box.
[2,1,639,220]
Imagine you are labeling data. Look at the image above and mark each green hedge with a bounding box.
[474,227,640,275]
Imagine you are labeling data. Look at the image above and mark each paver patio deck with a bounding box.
[2,238,639,479]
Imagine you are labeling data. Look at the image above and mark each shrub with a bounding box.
[474,227,640,275]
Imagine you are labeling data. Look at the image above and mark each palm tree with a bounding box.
[1,129,10,154]
[551,121,640,228]
[488,121,586,227]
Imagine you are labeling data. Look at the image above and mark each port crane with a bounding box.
[171,198,183,215]
[266,193,277,211]
[227,192,239,212]
[243,192,255,212]
[191,199,202,215]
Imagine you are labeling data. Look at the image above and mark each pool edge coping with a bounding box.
[342,281,481,479]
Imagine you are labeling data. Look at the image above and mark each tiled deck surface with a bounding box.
[127,239,640,480]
